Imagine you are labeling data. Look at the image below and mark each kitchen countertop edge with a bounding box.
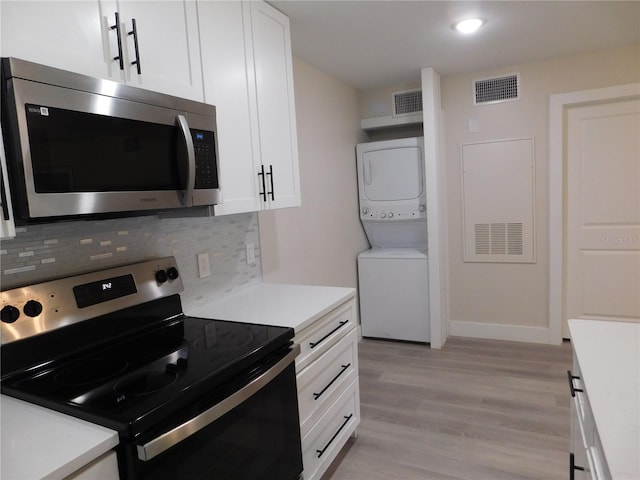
[185,282,357,332]
[1,395,119,480]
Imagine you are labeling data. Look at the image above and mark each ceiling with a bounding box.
[269,1,640,90]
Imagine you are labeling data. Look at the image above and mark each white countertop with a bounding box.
[186,283,356,332]
[569,319,640,479]
[1,395,119,480]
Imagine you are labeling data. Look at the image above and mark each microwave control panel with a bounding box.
[192,130,218,189]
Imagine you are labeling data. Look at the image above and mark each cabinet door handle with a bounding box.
[309,320,349,349]
[128,18,142,74]
[313,363,351,401]
[316,414,353,458]
[570,453,585,480]
[266,165,274,200]
[110,12,124,70]
[567,370,583,398]
[257,165,267,201]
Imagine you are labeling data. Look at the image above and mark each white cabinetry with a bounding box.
[294,300,360,480]
[568,319,640,480]
[0,1,203,101]
[199,1,300,215]
[64,451,119,480]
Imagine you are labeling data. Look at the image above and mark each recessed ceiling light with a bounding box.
[454,18,484,34]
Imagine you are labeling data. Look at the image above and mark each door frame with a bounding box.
[548,82,640,344]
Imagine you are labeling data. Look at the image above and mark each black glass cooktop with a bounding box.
[1,314,293,437]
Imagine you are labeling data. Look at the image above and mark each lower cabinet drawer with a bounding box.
[297,328,358,437]
[301,378,360,480]
[295,300,356,372]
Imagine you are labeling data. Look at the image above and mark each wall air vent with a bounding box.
[393,89,422,116]
[474,223,524,256]
[473,73,519,105]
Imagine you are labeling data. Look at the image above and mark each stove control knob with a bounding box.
[419,204,427,213]
[155,269,168,284]
[362,207,369,215]
[167,267,179,280]
[1,305,20,324]
[380,212,387,219]
[177,357,188,368]
[23,300,43,318]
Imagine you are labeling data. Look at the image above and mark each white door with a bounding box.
[565,97,640,335]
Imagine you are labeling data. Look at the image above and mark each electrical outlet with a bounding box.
[197,253,211,278]
[245,243,256,266]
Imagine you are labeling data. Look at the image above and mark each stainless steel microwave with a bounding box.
[1,57,221,223]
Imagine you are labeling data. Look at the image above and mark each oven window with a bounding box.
[130,362,302,480]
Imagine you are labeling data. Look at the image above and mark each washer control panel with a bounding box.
[361,203,427,221]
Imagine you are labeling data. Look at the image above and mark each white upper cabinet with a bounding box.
[199,1,261,215]
[105,0,203,101]
[200,1,300,215]
[246,1,300,210]
[0,1,113,80]
[0,1,203,101]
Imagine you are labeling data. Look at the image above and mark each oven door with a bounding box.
[123,344,303,480]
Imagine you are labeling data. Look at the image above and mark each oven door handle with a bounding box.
[136,343,300,462]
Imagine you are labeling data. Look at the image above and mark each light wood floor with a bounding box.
[321,336,573,480]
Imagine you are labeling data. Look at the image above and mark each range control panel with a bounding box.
[1,257,183,345]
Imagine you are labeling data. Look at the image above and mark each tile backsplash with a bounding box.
[0,213,262,309]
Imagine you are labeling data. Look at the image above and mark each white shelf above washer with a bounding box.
[360,113,422,131]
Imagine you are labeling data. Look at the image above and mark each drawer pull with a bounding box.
[313,363,351,400]
[567,370,583,398]
[316,414,353,459]
[310,320,349,349]
[570,453,585,480]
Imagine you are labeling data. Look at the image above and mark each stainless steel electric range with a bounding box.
[0,257,303,480]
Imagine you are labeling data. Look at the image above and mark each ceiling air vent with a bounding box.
[473,73,519,106]
[392,89,422,116]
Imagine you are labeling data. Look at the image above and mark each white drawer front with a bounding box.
[298,328,359,436]
[302,378,360,480]
[295,299,357,372]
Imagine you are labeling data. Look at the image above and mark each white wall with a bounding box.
[442,44,640,342]
[259,57,369,287]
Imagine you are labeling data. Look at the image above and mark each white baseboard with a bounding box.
[448,320,552,344]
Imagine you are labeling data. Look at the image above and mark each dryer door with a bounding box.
[361,145,423,201]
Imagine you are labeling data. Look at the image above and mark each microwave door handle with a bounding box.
[136,344,301,461]
[176,115,195,206]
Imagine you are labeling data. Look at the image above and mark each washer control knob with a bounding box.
[1,305,20,324]
[167,267,179,280]
[380,212,387,219]
[362,207,369,215]
[23,300,43,318]
[155,269,168,284]
[419,204,427,213]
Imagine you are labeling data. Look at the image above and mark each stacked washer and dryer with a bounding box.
[356,137,430,343]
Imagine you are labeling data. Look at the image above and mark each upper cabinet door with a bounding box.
[247,1,300,210]
[0,1,118,81]
[113,0,204,101]
[199,1,261,215]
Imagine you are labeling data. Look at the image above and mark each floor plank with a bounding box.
[321,336,573,480]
